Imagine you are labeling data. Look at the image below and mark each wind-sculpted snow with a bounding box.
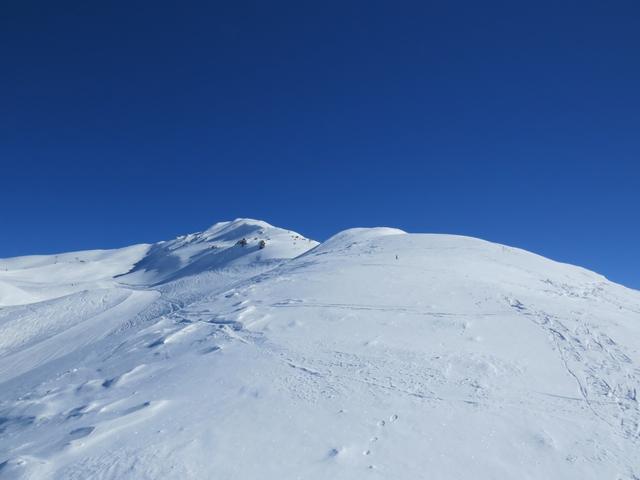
[0,220,639,479]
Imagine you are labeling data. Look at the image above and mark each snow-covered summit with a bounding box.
[118,218,317,286]
[0,220,639,479]
[204,217,276,235]
[313,226,407,251]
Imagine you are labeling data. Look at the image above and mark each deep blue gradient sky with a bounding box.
[1,1,639,288]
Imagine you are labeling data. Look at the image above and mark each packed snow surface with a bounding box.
[1,218,639,479]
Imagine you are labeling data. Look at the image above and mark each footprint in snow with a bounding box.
[377,414,398,426]
[101,377,118,388]
[121,401,151,416]
[68,426,94,440]
[328,448,341,458]
[200,345,221,355]
[66,405,88,420]
[147,338,165,348]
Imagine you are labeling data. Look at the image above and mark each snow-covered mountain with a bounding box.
[1,219,639,479]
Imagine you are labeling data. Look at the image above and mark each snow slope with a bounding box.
[1,219,639,479]
[0,245,150,307]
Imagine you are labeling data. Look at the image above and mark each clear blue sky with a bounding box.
[1,1,639,288]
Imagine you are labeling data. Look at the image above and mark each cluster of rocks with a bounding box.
[236,238,267,249]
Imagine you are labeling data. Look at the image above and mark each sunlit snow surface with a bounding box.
[1,219,639,479]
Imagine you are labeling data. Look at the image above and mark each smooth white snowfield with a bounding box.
[1,219,639,479]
